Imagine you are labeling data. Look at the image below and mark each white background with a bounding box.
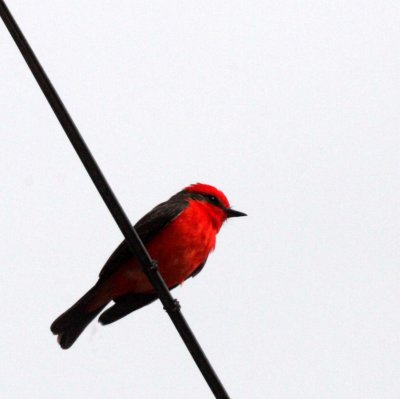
[1,1,399,398]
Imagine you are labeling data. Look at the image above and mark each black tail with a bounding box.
[50,284,109,349]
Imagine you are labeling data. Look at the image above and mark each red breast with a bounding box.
[106,199,222,297]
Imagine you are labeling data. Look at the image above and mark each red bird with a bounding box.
[51,183,246,349]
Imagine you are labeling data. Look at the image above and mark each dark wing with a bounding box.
[98,240,132,281]
[99,195,188,280]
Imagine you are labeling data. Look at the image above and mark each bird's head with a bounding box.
[183,183,246,230]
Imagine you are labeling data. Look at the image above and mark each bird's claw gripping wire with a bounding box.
[148,260,158,271]
[164,299,181,313]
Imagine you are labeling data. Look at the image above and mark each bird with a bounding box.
[50,183,246,349]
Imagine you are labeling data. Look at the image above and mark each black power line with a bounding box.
[0,2,230,398]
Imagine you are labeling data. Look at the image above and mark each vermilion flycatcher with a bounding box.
[51,183,246,349]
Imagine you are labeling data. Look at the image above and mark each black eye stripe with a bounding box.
[205,194,221,206]
[183,191,224,207]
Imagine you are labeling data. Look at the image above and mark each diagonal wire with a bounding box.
[0,2,230,398]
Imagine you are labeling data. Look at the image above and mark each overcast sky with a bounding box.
[1,1,400,398]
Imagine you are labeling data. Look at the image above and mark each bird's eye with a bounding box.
[206,195,219,205]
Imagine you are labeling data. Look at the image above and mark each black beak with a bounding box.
[225,208,247,218]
